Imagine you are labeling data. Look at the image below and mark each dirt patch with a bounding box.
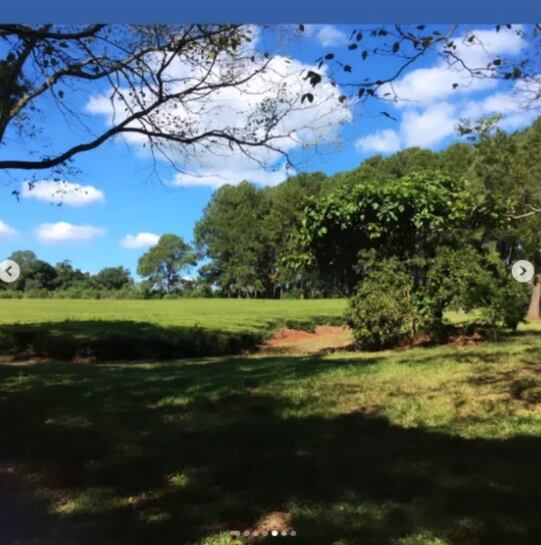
[254,511,292,535]
[259,325,353,355]
[448,331,485,346]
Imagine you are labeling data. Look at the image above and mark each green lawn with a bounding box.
[1,329,541,544]
[1,300,541,544]
[0,299,346,360]
[0,299,347,330]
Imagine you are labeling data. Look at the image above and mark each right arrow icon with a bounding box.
[512,260,535,283]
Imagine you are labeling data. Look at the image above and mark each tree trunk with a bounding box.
[527,273,541,321]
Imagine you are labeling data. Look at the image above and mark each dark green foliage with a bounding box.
[7,250,58,291]
[194,182,270,297]
[295,171,509,294]
[195,174,327,297]
[347,259,417,349]
[94,266,132,291]
[54,260,92,289]
[484,277,530,331]
[0,321,263,361]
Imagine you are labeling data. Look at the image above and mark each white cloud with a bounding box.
[453,27,524,67]
[172,153,291,188]
[21,180,105,207]
[355,103,457,153]
[462,82,541,130]
[401,103,457,148]
[86,30,351,189]
[380,65,497,107]
[379,26,525,107]
[315,25,348,47]
[355,129,401,154]
[0,220,17,241]
[120,232,160,249]
[352,25,538,156]
[356,80,541,155]
[36,222,105,244]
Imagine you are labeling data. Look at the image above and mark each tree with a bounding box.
[461,116,541,319]
[0,24,313,178]
[7,250,58,291]
[95,266,132,290]
[194,182,270,297]
[263,172,328,296]
[194,175,329,298]
[347,257,417,349]
[8,249,37,268]
[292,171,507,294]
[54,260,90,289]
[137,234,196,292]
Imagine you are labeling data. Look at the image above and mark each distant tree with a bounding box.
[194,182,270,297]
[7,250,58,291]
[8,249,37,268]
[94,266,132,291]
[194,175,329,298]
[54,260,90,289]
[263,172,328,296]
[23,260,58,291]
[137,234,196,292]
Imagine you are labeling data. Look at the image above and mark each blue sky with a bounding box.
[1,24,539,276]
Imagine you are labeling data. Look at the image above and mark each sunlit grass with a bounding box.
[0,298,346,332]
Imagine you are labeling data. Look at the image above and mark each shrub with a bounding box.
[484,277,530,331]
[0,290,23,299]
[347,258,418,350]
[25,288,50,299]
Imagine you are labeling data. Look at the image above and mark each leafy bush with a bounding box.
[25,288,50,299]
[0,290,23,299]
[347,259,418,350]
[484,277,530,331]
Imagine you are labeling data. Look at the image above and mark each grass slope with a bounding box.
[0,299,346,360]
[1,327,541,544]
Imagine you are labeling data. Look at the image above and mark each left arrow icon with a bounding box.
[0,260,21,283]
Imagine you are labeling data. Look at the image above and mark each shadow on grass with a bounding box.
[0,320,268,362]
[0,356,540,545]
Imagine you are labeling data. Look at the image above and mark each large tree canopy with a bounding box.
[292,171,510,294]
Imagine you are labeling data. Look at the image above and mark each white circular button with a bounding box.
[511,260,535,283]
[0,260,20,283]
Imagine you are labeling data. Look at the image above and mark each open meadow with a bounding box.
[0,299,541,545]
[0,299,346,361]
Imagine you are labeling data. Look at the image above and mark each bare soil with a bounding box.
[259,325,354,354]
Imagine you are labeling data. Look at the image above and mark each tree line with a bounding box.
[3,116,541,328]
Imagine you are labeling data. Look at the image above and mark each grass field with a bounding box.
[0,299,347,330]
[1,300,541,545]
[0,299,346,360]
